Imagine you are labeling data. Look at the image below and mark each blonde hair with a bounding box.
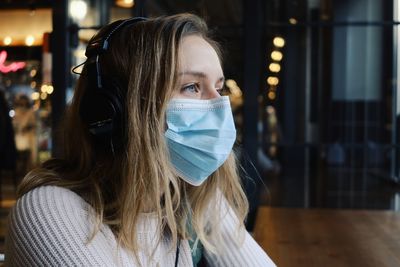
[18,13,248,260]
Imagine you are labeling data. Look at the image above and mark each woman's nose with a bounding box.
[202,86,220,100]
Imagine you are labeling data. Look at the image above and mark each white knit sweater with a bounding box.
[5,186,276,266]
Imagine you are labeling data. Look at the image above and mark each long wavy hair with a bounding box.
[18,13,248,260]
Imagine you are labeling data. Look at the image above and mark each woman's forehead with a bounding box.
[178,35,223,78]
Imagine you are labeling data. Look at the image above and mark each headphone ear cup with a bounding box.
[80,77,125,143]
[80,87,117,136]
[101,77,125,134]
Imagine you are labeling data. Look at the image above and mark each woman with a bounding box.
[5,14,275,266]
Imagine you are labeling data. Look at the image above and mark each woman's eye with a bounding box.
[181,83,200,94]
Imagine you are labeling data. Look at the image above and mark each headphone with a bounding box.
[79,17,147,150]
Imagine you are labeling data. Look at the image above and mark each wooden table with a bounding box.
[254,207,400,267]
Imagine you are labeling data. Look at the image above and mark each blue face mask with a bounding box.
[165,96,236,186]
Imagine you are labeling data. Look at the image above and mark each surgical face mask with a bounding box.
[165,96,236,186]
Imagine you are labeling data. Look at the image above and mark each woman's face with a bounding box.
[174,35,224,100]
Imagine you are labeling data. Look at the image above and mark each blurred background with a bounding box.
[0,0,400,265]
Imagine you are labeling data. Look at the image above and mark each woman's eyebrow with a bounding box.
[179,71,225,82]
[179,71,206,78]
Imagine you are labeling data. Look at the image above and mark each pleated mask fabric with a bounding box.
[165,96,236,186]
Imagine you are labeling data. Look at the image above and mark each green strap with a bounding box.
[187,218,203,266]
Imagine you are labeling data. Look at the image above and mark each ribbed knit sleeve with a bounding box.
[5,186,123,266]
[203,197,276,267]
[5,186,194,267]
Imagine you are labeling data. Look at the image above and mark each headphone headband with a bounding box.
[85,17,147,58]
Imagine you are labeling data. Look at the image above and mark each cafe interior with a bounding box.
[0,0,399,266]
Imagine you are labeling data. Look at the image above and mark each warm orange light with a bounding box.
[41,84,47,93]
[267,76,279,86]
[69,0,88,21]
[271,51,283,61]
[289,18,297,24]
[268,91,276,100]
[266,105,275,115]
[273,37,285,48]
[40,92,47,100]
[115,0,134,8]
[30,69,37,77]
[3,36,12,46]
[40,84,54,94]
[225,79,243,97]
[269,63,281,73]
[31,92,40,100]
[25,35,35,46]
[47,85,54,94]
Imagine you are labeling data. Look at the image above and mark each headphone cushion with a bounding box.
[80,78,125,137]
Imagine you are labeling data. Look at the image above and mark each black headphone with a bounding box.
[79,17,147,150]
